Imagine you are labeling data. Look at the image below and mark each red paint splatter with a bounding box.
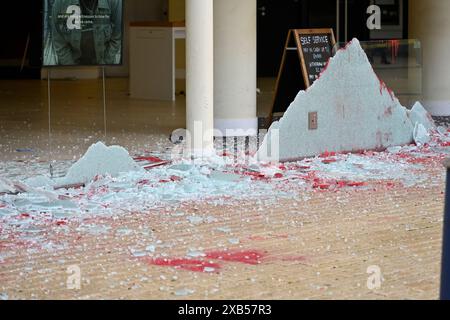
[240,171,269,181]
[138,179,151,186]
[322,158,338,164]
[143,162,170,170]
[87,186,109,200]
[92,175,103,182]
[159,176,183,183]
[389,40,400,63]
[384,181,397,189]
[407,157,433,165]
[395,153,434,165]
[205,250,266,265]
[342,39,355,51]
[303,172,366,190]
[377,75,395,101]
[134,156,165,163]
[317,58,331,80]
[345,181,367,187]
[320,151,337,158]
[314,183,331,190]
[146,258,221,273]
[384,106,393,117]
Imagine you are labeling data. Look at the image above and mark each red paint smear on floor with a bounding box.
[395,153,436,165]
[205,250,266,265]
[146,258,221,273]
[303,172,366,190]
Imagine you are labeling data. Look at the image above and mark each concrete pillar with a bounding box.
[186,0,215,154]
[409,0,450,116]
[214,0,258,137]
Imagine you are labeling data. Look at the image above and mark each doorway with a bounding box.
[257,0,306,77]
[257,0,338,77]
[0,2,42,79]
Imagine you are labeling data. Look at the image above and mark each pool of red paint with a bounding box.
[205,250,265,265]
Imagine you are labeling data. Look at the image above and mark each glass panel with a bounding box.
[334,39,423,108]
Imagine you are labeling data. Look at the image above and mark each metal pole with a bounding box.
[47,69,53,178]
[336,0,340,43]
[102,67,107,140]
[441,159,450,300]
[344,0,348,43]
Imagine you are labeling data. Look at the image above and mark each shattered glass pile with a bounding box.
[0,127,448,246]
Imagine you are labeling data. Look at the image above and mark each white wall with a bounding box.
[106,0,168,77]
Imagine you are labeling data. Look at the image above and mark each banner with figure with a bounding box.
[43,0,123,66]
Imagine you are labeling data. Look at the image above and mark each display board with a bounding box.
[297,29,335,87]
[268,29,335,125]
[43,0,124,67]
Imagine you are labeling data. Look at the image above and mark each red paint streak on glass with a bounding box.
[134,156,165,163]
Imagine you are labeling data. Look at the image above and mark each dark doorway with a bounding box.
[257,0,337,77]
[346,0,371,42]
[257,0,306,77]
[0,1,43,79]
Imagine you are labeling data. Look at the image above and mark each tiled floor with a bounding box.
[0,183,444,300]
[0,78,276,161]
[0,78,447,300]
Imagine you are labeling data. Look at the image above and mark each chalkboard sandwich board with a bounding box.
[267,28,336,127]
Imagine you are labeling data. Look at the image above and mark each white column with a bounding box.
[214,0,258,137]
[410,0,450,116]
[186,0,215,155]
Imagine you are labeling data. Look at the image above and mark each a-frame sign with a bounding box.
[268,28,336,125]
